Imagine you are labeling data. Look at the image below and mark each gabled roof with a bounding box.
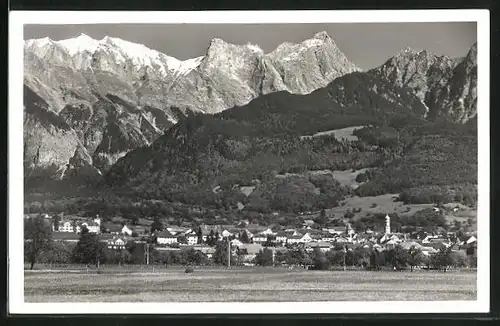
[156,230,176,238]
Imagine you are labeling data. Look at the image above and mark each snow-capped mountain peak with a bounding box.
[25,34,204,77]
[58,33,101,55]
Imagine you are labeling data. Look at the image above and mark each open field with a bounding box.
[329,194,477,223]
[301,125,365,142]
[24,267,476,302]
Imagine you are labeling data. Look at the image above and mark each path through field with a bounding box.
[24,268,477,302]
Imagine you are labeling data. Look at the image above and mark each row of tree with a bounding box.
[254,244,474,272]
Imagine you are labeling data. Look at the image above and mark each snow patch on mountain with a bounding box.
[245,43,264,54]
[58,33,101,55]
[174,56,205,77]
[26,34,202,78]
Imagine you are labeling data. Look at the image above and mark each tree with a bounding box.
[386,245,410,270]
[430,246,454,272]
[206,230,217,246]
[182,248,209,265]
[240,230,250,244]
[177,235,188,244]
[196,226,203,244]
[312,248,330,270]
[369,249,383,270]
[24,215,52,270]
[263,235,276,247]
[255,248,274,266]
[213,240,234,266]
[42,241,74,265]
[72,227,107,267]
[52,215,61,231]
[151,217,164,233]
[407,246,425,272]
[315,209,328,226]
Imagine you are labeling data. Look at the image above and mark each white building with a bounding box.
[107,237,127,250]
[186,234,198,245]
[121,225,133,236]
[385,214,391,234]
[259,228,275,236]
[156,231,178,245]
[287,233,313,244]
[56,221,75,233]
[221,229,233,238]
[252,234,268,244]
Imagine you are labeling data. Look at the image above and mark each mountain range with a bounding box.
[23,31,477,185]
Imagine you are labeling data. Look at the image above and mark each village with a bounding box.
[26,207,478,270]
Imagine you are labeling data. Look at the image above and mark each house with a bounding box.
[101,223,122,234]
[329,226,347,235]
[221,229,233,238]
[156,231,178,245]
[384,239,399,249]
[121,225,133,236]
[335,236,351,244]
[310,233,323,242]
[321,233,336,242]
[400,241,423,250]
[305,242,332,252]
[422,235,439,244]
[167,226,188,236]
[252,234,269,244]
[107,237,127,250]
[275,231,289,245]
[420,246,437,256]
[259,228,276,236]
[80,221,100,234]
[186,233,198,245]
[189,245,216,258]
[55,220,75,233]
[303,219,315,227]
[287,233,313,244]
[466,235,477,244]
[429,238,451,247]
[238,243,263,261]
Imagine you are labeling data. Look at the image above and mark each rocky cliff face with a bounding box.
[372,43,477,122]
[267,31,360,95]
[23,31,361,179]
[23,85,90,180]
[425,43,477,123]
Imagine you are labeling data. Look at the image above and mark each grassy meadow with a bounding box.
[24,267,477,302]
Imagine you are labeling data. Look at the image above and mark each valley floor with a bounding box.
[24,267,477,302]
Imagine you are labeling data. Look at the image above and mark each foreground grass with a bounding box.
[24,268,476,302]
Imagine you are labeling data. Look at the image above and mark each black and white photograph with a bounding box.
[8,10,490,314]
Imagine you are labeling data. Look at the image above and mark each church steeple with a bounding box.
[385,214,391,234]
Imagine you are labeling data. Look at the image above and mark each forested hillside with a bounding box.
[103,71,477,214]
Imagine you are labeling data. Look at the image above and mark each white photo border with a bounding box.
[8,9,490,314]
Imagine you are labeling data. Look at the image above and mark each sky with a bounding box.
[24,23,477,69]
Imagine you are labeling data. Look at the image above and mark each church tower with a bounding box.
[385,214,391,234]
